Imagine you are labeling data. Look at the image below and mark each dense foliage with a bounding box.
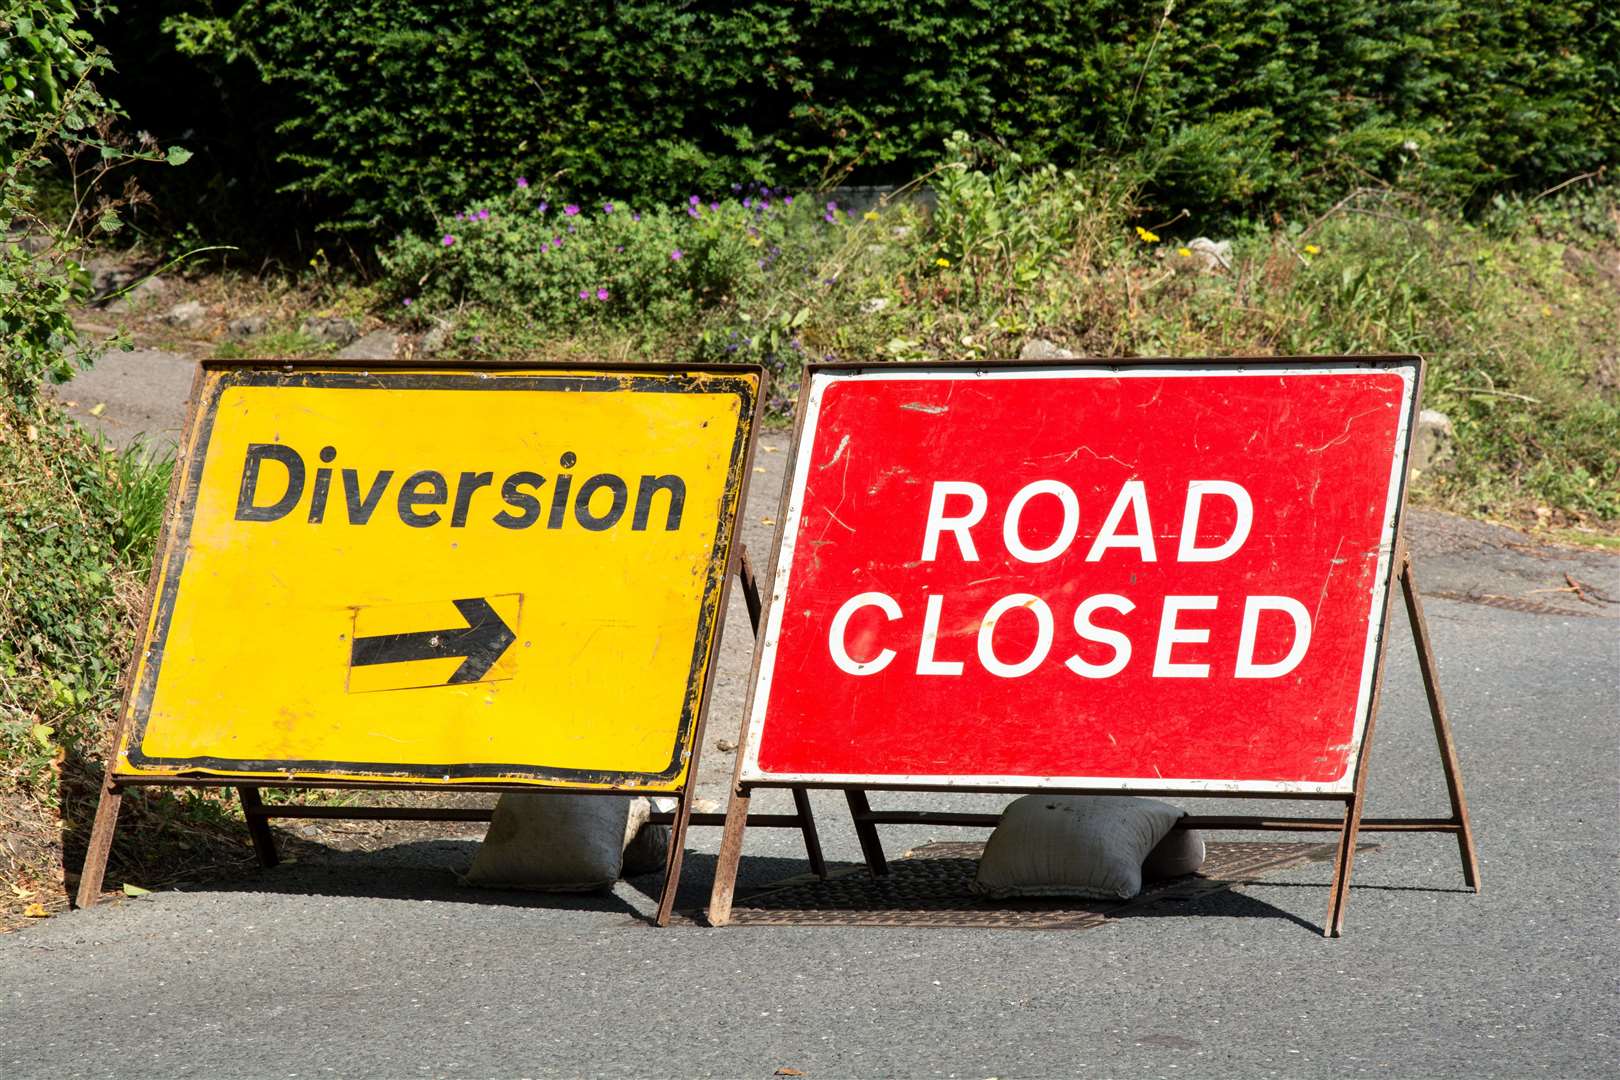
[146,0,1618,238]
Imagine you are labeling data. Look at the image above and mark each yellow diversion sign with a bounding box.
[114,363,761,791]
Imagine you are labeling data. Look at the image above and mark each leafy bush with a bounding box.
[148,0,1617,239]
[383,180,854,343]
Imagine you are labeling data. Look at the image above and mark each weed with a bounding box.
[213,329,333,360]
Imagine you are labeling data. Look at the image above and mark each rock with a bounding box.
[301,315,359,347]
[103,275,167,312]
[419,321,452,356]
[1590,354,1618,399]
[1019,337,1076,361]
[1412,409,1455,473]
[861,297,889,314]
[1186,237,1232,273]
[715,739,736,753]
[15,231,51,256]
[226,315,268,340]
[336,330,400,361]
[88,261,139,301]
[162,299,207,330]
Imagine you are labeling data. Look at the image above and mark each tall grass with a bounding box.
[383,150,1618,523]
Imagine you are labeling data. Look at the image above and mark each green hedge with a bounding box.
[148,0,1617,235]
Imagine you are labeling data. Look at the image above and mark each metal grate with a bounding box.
[686,840,1375,929]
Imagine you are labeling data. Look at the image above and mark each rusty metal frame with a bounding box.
[74,358,826,927]
[708,354,1480,936]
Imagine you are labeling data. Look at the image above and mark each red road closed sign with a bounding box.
[739,359,1421,794]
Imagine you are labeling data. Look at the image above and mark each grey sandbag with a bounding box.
[972,794,1184,900]
[462,792,649,892]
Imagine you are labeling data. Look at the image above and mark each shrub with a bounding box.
[147,1,1617,239]
[382,180,853,340]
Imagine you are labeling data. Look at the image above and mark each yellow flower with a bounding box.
[935,257,951,268]
[1303,244,1321,255]
[1135,225,1159,243]
[863,210,880,222]
[1177,247,1192,258]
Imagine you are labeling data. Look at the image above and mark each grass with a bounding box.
[384,169,1618,525]
[213,328,334,360]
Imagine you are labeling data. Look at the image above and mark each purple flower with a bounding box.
[710,202,719,212]
[631,212,641,222]
[579,289,590,300]
[742,198,752,209]
[731,183,743,193]
[688,195,700,206]
[454,212,464,222]
[603,202,614,214]
[442,234,456,247]
[551,236,563,249]
[567,224,576,233]
[402,297,413,307]
[826,201,837,211]
[785,195,794,206]
[564,204,580,216]
[538,201,549,213]
[596,287,609,301]
[476,208,489,221]
[823,212,835,223]
[670,249,683,261]
[516,177,529,189]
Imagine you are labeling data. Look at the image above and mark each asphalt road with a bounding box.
[5,352,1616,1078]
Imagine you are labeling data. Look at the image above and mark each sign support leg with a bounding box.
[237,786,281,868]
[845,789,890,877]
[1323,794,1367,937]
[790,787,828,879]
[654,780,699,927]
[706,782,752,926]
[73,777,123,909]
[1399,556,1481,890]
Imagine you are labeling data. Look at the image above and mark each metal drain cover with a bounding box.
[681,840,1375,929]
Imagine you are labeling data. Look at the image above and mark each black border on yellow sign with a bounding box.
[121,366,758,786]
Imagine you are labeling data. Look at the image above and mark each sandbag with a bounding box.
[462,793,649,892]
[622,797,676,876]
[1142,827,1207,880]
[972,794,1184,900]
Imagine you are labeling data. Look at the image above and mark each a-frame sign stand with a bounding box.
[707,356,1481,937]
[74,360,825,928]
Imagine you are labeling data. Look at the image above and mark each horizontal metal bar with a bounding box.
[245,805,493,822]
[741,781,1350,800]
[113,776,666,796]
[652,813,806,829]
[847,810,1462,835]
[1181,816,1463,833]
[858,811,1001,827]
[242,804,808,830]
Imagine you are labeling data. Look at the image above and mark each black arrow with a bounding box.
[350,597,517,685]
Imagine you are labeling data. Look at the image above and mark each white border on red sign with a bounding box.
[739,361,1418,795]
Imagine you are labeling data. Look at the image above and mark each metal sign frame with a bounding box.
[75,359,823,926]
[707,356,1479,935]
